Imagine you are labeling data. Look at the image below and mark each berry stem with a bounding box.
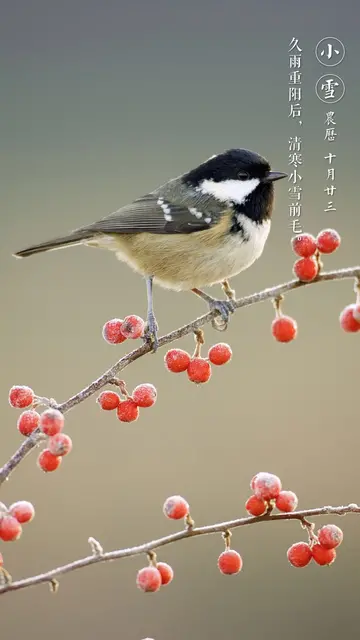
[192,329,205,358]
[272,295,284,318]
[222,530,232,549]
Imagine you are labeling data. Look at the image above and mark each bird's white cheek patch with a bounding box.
[199,178,260,204]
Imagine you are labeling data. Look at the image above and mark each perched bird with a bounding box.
[14,148,287,348]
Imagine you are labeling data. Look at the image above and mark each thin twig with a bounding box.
[1,266,359,486]
[0,503,358,595]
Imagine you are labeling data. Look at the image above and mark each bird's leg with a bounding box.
[144,276,159,351]
[222,279,236,302]
[191,287,235,331]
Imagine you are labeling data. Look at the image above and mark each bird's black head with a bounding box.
[183,148,287,223]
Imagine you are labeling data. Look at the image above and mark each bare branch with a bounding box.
[0,503,358,596]
[1,265,359,487]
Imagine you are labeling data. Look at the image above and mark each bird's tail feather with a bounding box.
[13,230,94,258]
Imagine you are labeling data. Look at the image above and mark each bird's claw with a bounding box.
[208,299,235,331]
[144,313,159,352]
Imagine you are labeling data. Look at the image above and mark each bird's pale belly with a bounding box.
[92,217,271,291]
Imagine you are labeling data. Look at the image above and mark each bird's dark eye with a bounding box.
[237,171,249,180]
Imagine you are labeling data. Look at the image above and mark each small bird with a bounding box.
[14,148,287,348]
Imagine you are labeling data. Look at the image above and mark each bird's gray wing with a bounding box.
[84,194,214,235]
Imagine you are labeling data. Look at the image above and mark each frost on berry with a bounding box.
[316,228,341,254]
[293,257,319,282]
[353,304,360,324]
[0,515,22,542]
[9,385,34,409]
[275,490,298,513]
[9,501,35,524]
[48,433,73,456]
[39,409,64,436]
[102,319,127,344]
[136,566,162,593]
[271,316,297,343]
[120,315,145,339]
[163,495,189,520]
[291,233,317,258]
[156,562,174,586]
[245,495,267,517]
[253,472,282,501]
[217,550,243,575]
[317,524,343,549]
[187,358,212,384]
[208,343,232,366]
[132,384,157,408]
[117,399,139,422]
[17,410,40,436]
[97,391,121,410]
[165,349,191,373]
[311,543,337,566]
[37,449,62,472]
[339,304,360,333]
[287,542,312,568]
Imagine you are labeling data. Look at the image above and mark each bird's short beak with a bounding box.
[263,171,288,182]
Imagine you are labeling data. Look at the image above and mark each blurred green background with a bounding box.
[1,1,359,638]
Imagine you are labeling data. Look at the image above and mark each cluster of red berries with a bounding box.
[291,228,341,283]
[97,383,157,423]
[102,316,145,344]
[246,472,298,516]
[164,343,232,384]
[272,228,342,343]
[9,386,72,472]
[0,500,35,542]
[246,472,343,568]
[287,524,343,568]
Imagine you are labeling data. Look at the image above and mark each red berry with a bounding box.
[156,562,174,586]
[132,383,157,408]
[316,228,341,254]
[275,490,298,513]
[102,319,127,344]
[208,343,232,366]
[0,552,3,567]
[250,474,258,491]
[97,390,120,410]
[136,566,162,592]
[187,358,212,384]
[0,515,22,541]
[317,524,343,549]
[311,543,337,566]
[218,550,243,575]
[245,495,267,517]
[253,472,282,501]
[287,542,312,567]
[163,495,189,520]
[272,316,297,343]
[291,233,317,258]
[353,304,360,324]
[9,385,34,409]
[293,257,319,282]
[48,433,73,456]
[165,348,191,373]
[37,449,62,472]
[117,399,139,422]
[17,410,40,436]
[120,315,145,339]
[39,409,64,436]
[9,500,35,524]
[339,304,360,333]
